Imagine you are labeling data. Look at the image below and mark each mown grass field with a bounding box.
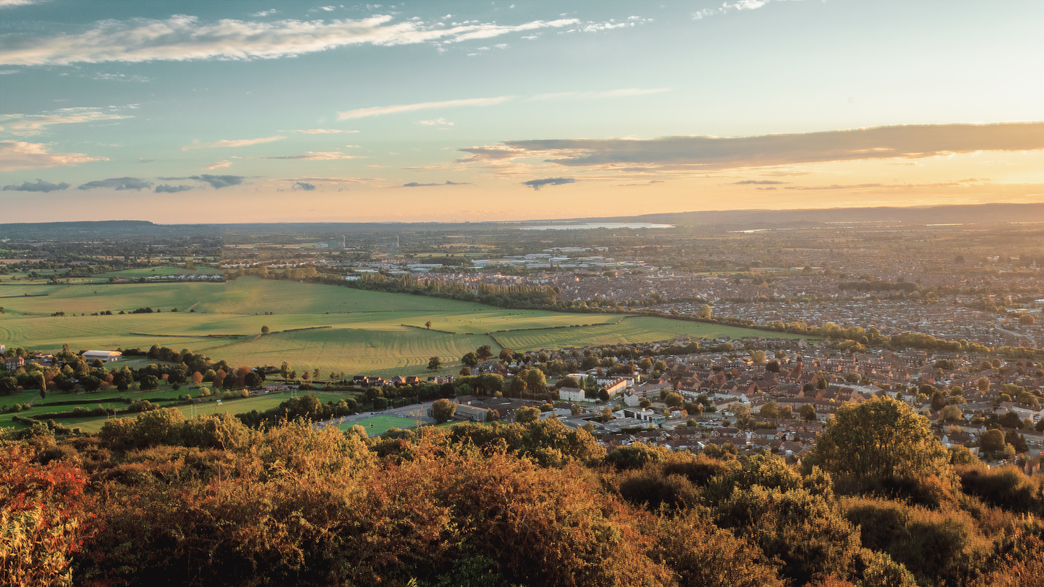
[0,272,802,380]
[341,414,427,436]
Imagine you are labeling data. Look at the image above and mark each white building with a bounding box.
[82,350,123,363]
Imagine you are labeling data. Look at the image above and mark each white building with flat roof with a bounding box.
[82,350,122,363]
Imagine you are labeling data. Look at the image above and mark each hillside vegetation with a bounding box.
[4,396,1044,586]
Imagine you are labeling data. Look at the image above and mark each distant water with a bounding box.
[521,222,673,230]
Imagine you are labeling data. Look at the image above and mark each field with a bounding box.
[341,414,431,436]
[0,272,804,379]
[0,386,359,433]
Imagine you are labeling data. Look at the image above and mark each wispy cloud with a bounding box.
[293,181,316,191]
[206,160,232,169]
[529,88,670,101]
[190,174,244,188]
[0,15,580,66]
[693,0,770,20]
[261,151,362,160]
[0,0,43,7]
[732,180,786,185]
[291,128,359,134]
[523,177,575,190]
[338,96,511,120]
[0,141,107,171]
[0,107,128,137]
[182,136,285,150]
[155,184,194,193]
[462,123,1044,169]
[2,178,69,192]
[78,177,152,191]
[402,180,469,187]
[417,117,453,126]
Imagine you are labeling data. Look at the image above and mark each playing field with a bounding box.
[0,273,803,378]
[340,414,428,436]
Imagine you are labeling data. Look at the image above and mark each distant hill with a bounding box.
[3,202,1044,239]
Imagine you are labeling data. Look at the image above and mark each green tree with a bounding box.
[697,304,713,319]
[261,325,270,335]
[800,404,817,421]
[515,405,540,424]
[476,345,493,361]
[425,320,432,330]
[427,356,442,373]
[461,352,478,369]
[431,398,456,423]
[803,396,955,493]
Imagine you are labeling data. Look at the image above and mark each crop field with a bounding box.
[0,275,800,379]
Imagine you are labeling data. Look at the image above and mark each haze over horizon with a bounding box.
[1,0,1042,224]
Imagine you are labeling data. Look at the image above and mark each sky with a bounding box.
[1,0,1043,224]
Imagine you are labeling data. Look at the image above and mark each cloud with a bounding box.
[252,9,276,17]
[291,128,359,134]
[0,107,128,137]
[2,178,69,192]
[0,0,42,7]
[182,136,284,150]
[261,151,361,160]
[529,88,670,101]
[338,96,511,120]
[189,174,244,188]
[206,160,232,169]
[0,15,580,66]
[293,181,316,191]
[0,141,107,171]
[402,180,469,187]
[523,177,574,190]
[77,177,152,191]
[732,180,786,185]
[693,0,770,20]
[462,123,1044,170]
[154,184,193,193]
[417,117,453,126]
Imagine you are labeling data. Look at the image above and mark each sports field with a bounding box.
[0,272,804,377]
[340,414,429,436]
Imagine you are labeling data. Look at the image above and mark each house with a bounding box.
[82,350,122,363]
[4,356,24,371]
[558,386,585,402]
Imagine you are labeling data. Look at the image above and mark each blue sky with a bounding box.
[1,0,1043,223]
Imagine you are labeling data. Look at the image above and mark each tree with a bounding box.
[979,429,1006,455]
[759,401,779,420]
[766,360,781,373]
[524,368,547,394]
[476,345,493,362]
[598,388,610,402]
[461,352,478,369]
[515,405,540,424]
[427,356,442,373]
[425,320,432,330]
[750,350,766,364]
[665,392,684,409]
[800,404,817,421]
[1020,314,1035,325]
[261,325,270,335]
[431,398,456,423]
[803,396,955,493]
[940,404,963,422]
[697,304,713,319]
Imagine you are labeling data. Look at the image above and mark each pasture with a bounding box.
[0,274,800,379]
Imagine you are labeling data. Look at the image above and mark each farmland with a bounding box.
[0,272,802,378]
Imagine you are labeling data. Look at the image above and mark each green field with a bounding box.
[341,414,429,436]
[0,276,801,378]
[0,387,359,433]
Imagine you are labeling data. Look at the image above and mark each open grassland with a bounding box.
[1,276,799,377]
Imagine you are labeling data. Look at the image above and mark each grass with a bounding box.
[340,414,427,436]
[0,276,800,381]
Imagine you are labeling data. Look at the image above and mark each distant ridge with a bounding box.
[2,202,1044,238]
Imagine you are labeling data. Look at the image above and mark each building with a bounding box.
[558,386,585,402]
[4,356,24,371]
[82,350,123,363]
